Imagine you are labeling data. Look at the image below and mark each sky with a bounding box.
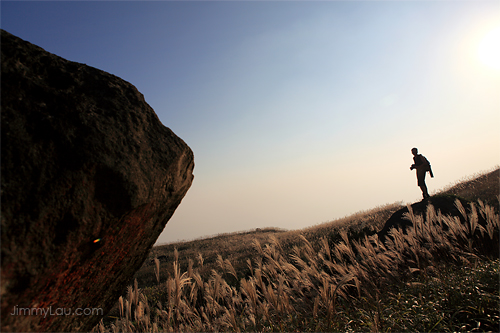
[2,1,499,245]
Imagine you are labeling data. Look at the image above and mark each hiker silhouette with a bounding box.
[410,147,433,200]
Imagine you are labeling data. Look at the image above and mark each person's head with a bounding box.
[411,148,418,155]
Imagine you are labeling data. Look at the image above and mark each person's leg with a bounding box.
[420,184,430,199]
[417,170,429,199]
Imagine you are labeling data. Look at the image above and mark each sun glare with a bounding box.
[477,25,500,71]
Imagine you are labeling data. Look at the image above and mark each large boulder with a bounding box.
[1,30,194,332]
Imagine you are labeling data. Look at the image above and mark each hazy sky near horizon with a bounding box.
[2,1,499,245]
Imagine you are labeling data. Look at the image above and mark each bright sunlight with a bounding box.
[477,25,500,70]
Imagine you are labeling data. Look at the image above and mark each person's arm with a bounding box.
[410,155,424,170]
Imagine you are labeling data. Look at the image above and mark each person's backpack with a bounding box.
[420,155,434,177]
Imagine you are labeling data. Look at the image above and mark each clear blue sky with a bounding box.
[2,1,499,244]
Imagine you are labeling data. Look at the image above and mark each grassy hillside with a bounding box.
[132,202,404,290]
[96,167,499,332]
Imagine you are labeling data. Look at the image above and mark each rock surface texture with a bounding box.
[1,30,194,332]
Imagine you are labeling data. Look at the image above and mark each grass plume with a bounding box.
[95,168,499,332]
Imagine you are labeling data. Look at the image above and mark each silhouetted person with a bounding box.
[410,148,433,200]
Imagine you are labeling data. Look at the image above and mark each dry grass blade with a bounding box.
[154,258,160,284]
[197,252,204,267]
[320,236,332,262]
[224,258,238,279]
[252,238,264,255]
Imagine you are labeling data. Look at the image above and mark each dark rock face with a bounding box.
[377,195,485,243]
[1,30,194,332]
